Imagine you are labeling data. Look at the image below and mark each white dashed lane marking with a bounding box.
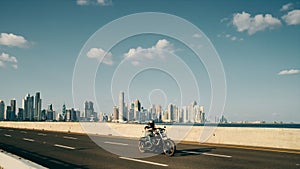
[63,136,78,140]
[54,144,75,150]
[38,133,47,136]
[181,151,232,158]
[4,134,11,137]
[119,157,168,167]
[104,141,128,146]
[23,138,35,142]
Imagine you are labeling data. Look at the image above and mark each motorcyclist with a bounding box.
[144,120,156,142]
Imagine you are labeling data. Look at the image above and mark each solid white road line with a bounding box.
[20,131,27,133]
[181,151,232,158]
[38,133,47,136]
[63,136,78,140]
[54,144,75,150]
[23,138,35,142]
[104,141,128,146]
[4,134,11,137]
[119,157,168,167]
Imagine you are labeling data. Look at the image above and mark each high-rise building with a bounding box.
[118,91,125,122]
[0,100,5,121]
[18,108,24,121]
[62,104,66,121]
[23,94,34,121]
[6,99,17,121]
[134,99,141,121]
[10,99,16,117]
[35,92,42,121]
[112,106,119,122]
[84,101,94,120]
[46,104,54,121]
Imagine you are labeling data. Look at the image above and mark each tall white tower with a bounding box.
[118,91,124,122]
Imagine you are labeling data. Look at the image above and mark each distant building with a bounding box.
[84,101,94,120]
[46,104,54,121]
[18,108,24,121]
[0,100,5,121]
[119,91,125,122]
[35,92,42,121]
[134,99,141,121]
[113,106,119,122]
[23,94,34,121]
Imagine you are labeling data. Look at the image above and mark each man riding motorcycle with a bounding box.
[144,120,156,141]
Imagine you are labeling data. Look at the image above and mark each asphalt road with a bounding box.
[0,127,299,169]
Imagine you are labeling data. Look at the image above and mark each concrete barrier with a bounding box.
[0,122,299,150]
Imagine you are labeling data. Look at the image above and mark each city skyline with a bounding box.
[0,0,299,123]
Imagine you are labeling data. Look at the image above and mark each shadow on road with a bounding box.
[175,147,216,157]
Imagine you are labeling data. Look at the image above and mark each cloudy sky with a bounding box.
[0,0,299,122]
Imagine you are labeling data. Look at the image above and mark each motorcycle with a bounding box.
[138,126,176,156]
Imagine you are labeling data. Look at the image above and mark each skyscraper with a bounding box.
[118,91,124,122]
[113,106,119,122]
[134,99,141,121]
[23,94,34,121]
[84,101,94,120]
[0,100,5,121]
[35,92,42,121]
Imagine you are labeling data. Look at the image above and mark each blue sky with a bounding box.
[0,0,299,122]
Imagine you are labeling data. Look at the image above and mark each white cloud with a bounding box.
[86,48,113,65]
[0,33,29,48]
[218,33,243,41]
[77,0,112,6]
[77,0,89,5]
[278,69,300,75]
[0,52,18,69]
[124,39,174,66]
[192,33,202,38]
[280,3,293,11]
[0,52,17,63]
[232,12,281,35]
[97,0,112,6]
[12,64,18,69]
[282,10,300,25]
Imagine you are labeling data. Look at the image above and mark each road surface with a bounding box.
[0,127,299,169]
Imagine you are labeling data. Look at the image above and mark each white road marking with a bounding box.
[4,134,11,137]
[202,152,232,158]
[38,133,47,136]
[23,138,35,142]
[63,136,77,140]
[181,151,232,158]
[104,141,128,146]
[54,144,75,150]
[20,131,27,133]
[119,157,168,167]
[8,129,14,131]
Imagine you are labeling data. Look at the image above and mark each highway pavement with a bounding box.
[0,127,299,169]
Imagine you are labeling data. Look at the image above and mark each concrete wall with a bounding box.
[0,122,299,150]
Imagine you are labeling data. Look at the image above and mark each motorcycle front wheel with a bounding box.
[163,140,176,157]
